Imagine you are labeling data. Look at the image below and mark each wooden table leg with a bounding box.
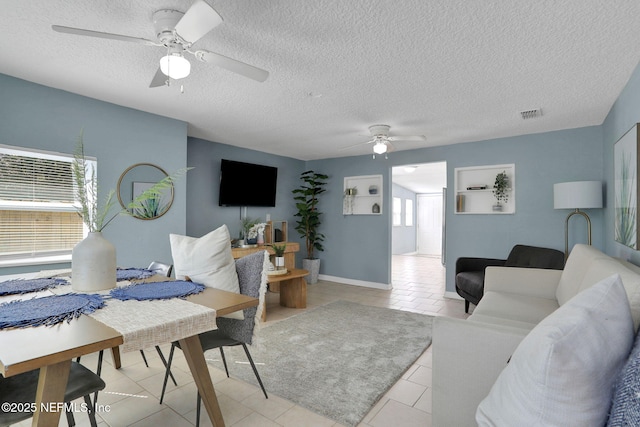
[179,335,225,427]
[111,346,121,369]
[32,359,71,427]
[280,277,307,308]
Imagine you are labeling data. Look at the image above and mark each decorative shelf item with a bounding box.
[264,220,287,243]
[343,175,383,215]
[454,164,515,214]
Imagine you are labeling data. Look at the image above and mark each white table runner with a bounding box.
[88,297,216,352]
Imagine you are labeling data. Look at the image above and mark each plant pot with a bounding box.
[275,256,286,270]
[72,232,116,291]
[303,258,320,284]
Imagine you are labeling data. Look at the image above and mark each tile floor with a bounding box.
[15,254,468,427]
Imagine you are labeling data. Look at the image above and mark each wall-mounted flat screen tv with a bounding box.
[218,159,278,207]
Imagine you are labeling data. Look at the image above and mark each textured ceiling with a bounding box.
[3,1,640,161]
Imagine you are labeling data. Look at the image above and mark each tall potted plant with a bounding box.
[293,170,328,284]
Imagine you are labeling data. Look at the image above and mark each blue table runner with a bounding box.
[0,278,68,296]
[0,293,104,329]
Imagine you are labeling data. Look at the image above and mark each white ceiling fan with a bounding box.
[52,0,269,88]
[343,125,427,158]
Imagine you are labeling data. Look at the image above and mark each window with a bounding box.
[0,145,90,265]
[393,197,402,226]
[405,199,413,226]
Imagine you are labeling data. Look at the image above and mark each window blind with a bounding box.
[0,146,85,260]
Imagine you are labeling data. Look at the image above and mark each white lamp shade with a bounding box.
[160,54,191,79]
[554,181,602,209]
[373,142,388,154]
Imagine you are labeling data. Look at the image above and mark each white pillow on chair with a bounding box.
[170,225,243,320]
[476,274,634,426]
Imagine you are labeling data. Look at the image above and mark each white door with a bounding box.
[417,193,443,256]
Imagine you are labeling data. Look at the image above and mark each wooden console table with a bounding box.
[232,242,299,292]
[262,268,308,321]
[231,242,299,271]
[232,243,307,320]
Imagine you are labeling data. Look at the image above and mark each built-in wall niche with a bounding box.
[454,164,515,214]
[343,175,383,215]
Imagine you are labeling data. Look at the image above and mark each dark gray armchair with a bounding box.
[455,244,565,313]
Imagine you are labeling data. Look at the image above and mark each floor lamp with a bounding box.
[553,181,603,259]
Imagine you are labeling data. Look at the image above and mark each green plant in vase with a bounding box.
[293,170,328,283]
[271,243,287,270]
[492,171,509,211]
[71,131,190,292]
[240,217,260,243]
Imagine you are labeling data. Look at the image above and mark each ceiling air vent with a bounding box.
[520,108,542,120]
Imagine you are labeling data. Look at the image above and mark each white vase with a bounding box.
[72,231,116,291]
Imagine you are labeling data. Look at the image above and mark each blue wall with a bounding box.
[309,126,604,291]
[186,137,304,248]
[392,183,417,254]
[0,74,188,275]
[603,58,640,263]
[2,70,619,294]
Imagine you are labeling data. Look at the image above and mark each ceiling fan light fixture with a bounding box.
[160,53,191,79]
[373,141,388,154]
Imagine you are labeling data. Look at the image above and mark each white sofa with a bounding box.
[432,244,640,426]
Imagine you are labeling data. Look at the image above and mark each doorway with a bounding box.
[391,161,447,277]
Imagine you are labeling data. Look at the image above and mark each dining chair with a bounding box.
[138,261,177,387]
[159,251,269,426]
[0,362,106,427]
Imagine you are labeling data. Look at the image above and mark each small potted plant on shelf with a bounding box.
[271,243,287,271]
[293,170,329,284]
[492,171,509,211]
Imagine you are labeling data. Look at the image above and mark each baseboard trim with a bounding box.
[444,291,464,300]
[318,274,392,290]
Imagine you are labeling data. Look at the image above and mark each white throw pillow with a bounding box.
[170,225,243,319]
[476,274,634,427]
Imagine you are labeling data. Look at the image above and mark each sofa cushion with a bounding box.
[607,327,640,426]
[170,225,243,319]
[577,257,640,331]
[556,244,609,305]
[468,313,541,332]
[469,291,559,330]
[476,274,634,427]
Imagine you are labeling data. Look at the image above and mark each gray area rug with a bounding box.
[205,300,433,426]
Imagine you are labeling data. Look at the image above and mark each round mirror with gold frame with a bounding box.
[117,163,174,220]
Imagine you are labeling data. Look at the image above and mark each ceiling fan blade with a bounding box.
[339,139,375,151]
[52,25,159,46]
[149,68,168,88]
[195,50,269,82]
[388,135,427,142]
[174,0,223,44]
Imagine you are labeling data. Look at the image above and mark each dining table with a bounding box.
[0,272,258,427]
